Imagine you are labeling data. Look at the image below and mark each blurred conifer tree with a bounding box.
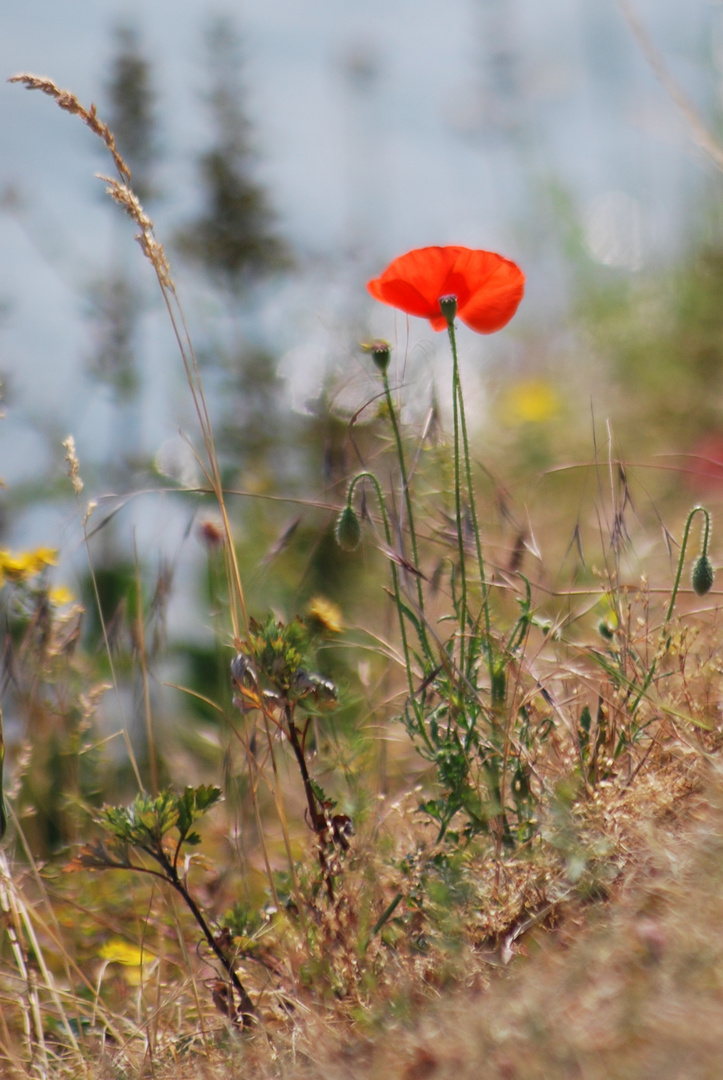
[85,24,161,416]
[176,15,291,294]
[173,15,298,488]
[105,23,160,204]
[85,272,140,403]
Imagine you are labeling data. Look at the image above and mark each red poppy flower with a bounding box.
[367,246,525,334]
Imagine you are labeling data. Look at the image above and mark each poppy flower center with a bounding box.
[438,294,458,324]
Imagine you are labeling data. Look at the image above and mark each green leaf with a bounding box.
[309,778,335,809]
[176,785,222,839]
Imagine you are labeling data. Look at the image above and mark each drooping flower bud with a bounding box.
[335,504,362,551]
[692,554,714,596]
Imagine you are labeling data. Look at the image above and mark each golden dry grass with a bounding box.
[0,737,715,1079]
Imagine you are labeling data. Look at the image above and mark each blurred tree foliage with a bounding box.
[175,15,292,293]
[105,23,160,204]
[85,272,142,402]
[580,239,723,453]
[84,23,161,471]
[172,15,303,492]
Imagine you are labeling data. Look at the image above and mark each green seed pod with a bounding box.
[335,505,362,551]
[370,341,391,373]
[439,294,458,324]
[362,339,391,373]
[692,554,714,597]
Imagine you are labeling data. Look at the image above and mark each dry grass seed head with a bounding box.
[9,73,131,185]
[10,74,173,288]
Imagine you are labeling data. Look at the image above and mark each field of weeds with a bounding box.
[3,15,723,1078]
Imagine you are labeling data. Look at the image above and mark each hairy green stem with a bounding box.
[446,319,492,675]
[666,505,711,624]
[631,505,712,715]
[447,328,469,674]
[380,372,433,664]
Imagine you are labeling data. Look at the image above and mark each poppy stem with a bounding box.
[446,319,492,674]
[380,372,434,665]
[447,332,469,674]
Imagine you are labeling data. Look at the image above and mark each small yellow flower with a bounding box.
[48,586,75,607]
[307,596,343,634]
[31,547,58,569]
[99,938,156,985]
[0,548,58,584]
[595,595,619,639]
[499,380,560,426]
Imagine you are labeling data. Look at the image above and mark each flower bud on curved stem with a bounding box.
[667,505,713,621]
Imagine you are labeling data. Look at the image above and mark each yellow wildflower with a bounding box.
[99,938,156,985]
[307,596,343,634]
[595,595,619,639]
[499,380,560,426]
[0,548,58,584]
[48,586,75,607]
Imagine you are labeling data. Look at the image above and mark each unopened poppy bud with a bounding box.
[692,554,714,596]
[438,294,458,325]
[371,343,390,372]
[335,505,362,551]
[362,339,391,373]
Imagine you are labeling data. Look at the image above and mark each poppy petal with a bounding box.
[367,277,441,321]
[456,252,525,334]
[367,246,464,321]
[367,246,524,335]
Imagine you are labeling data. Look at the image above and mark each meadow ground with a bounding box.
[3,68,723,1080]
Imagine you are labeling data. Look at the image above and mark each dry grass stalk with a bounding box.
[8,70,294,933]
[9,75,173,289]
[9,72,249,645]
[61,436,83,496]
[8,74,131,185]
